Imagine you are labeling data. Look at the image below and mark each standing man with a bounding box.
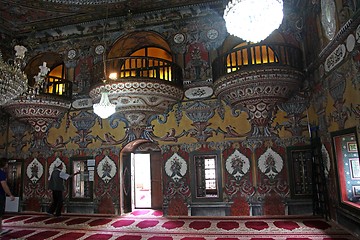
[0,158,15,235]
[47,161,79,217]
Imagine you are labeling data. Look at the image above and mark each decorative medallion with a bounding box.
[72,98,93,109]
[325,44,346,72]
[346,34,355,52]
[95,44,105,55]
[165,153,187,182]
[67,49,76,60]
[258,148,283,180]
[225,149,250,181]
[206,29,219,40]
[173,33,186,44]
[321,0,337,40]
[26,158,44,184]
[97,155,117,183]
[185,86,213,99]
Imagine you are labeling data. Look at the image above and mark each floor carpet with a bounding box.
[1,210,357,240]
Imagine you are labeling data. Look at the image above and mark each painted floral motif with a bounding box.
[26,158,43,184]
[258,148,283,180]
[97,155,117,183]
[225,149,250,181]
[165,153,187,182]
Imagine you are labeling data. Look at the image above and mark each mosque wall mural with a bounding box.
[0,1,359,217]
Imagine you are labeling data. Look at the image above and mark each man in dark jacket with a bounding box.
[47,161,79,217]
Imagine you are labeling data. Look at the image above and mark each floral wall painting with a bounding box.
[225,149,250,181]
[97,155,117,183]
[258,148,283,180]
[26,158,43,184]
[165,153,187,182]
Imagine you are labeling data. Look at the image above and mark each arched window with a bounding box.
[105,31,181,83]
[43,63,68,96]
[130,47,172,60]
[114,46,173,80]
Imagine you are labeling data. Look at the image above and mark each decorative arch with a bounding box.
[24,52,64,85]
[109,31,171,58]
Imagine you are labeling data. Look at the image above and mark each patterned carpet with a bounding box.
[1,210,357,240]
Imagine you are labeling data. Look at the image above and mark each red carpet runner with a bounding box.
[1,210,356,240]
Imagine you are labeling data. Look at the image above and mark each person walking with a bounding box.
[47,161,79,217]
[0,158,15,235]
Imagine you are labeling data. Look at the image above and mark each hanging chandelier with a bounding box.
[0,45,29,105]
[92,4,116,119]
[0,45,50,105]
[223,0,283,43]
[93,87,116,119]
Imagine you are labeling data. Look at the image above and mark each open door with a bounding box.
[151,151,163,209]
[121,147,163,213]
[122,152,132,213]
[134,153,151,208]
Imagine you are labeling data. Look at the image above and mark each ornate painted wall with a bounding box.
[0,1,359,223]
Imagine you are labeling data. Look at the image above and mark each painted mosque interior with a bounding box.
[0,0,360,238]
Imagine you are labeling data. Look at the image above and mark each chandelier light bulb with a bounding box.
[223,0,283,43]
[109,72,118,80]
[93,91,116,119]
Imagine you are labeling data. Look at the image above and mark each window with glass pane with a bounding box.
[191,152,222,202]
[70,157,93,201]
[204,158,216,191]
[45,64,67,95]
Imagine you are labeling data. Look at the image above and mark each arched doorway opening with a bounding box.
[120,139,163,214]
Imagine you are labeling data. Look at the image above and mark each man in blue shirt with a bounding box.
[0,158,15,235]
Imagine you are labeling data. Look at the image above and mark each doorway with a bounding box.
[121,149,163,214]
[132,153,151,208]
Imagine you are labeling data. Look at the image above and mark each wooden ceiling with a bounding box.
[0,0,224,35]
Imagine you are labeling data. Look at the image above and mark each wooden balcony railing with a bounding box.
[105,56,183,87]
[212,43,303,81]
[40,76,72,99]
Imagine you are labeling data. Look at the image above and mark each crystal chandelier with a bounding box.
[0,45,50,105]
[93,88,116,119]
[223,0,283,43]
[92,4,116,119]
[0,46,29,105]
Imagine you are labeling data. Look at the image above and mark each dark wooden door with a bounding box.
[151,152,163,209]
[122,152,132,213]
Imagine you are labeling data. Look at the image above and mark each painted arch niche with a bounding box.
[108,31,171,58]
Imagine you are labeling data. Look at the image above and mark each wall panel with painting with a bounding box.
[331,127,360,214]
